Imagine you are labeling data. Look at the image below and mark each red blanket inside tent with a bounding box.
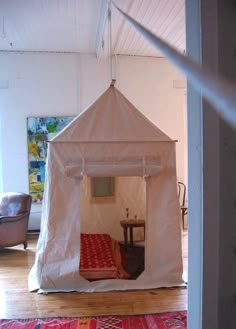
[79,233,129,280]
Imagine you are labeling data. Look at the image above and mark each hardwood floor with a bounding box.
[0,231,187,319]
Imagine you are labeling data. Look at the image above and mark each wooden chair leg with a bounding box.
[182,211,185,230]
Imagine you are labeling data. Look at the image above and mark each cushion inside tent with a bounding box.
[28,85,184,293]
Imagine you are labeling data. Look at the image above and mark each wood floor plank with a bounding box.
[0,231,187,319]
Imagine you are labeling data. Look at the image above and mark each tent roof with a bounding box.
[53,85,173,143]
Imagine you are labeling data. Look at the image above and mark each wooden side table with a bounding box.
[120,219,145,248]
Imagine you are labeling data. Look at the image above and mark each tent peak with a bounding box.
[53,83,174,143]
[110,79,116,87]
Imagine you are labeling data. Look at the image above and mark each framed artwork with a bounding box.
[27,116,74,203]
[91,177,115,197]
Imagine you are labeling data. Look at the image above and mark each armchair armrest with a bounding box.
[0,211,28,224]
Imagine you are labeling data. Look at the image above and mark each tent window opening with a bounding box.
[80,176,146,281]
[91,177,115,197]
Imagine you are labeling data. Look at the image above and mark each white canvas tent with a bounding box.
[28,85,184,293]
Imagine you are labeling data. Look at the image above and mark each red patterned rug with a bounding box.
[0,311,187,328]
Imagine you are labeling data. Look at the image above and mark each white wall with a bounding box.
[0,52,186,230]
[0,52,80,229]
[79,54,110,109]
[116,55,186,184]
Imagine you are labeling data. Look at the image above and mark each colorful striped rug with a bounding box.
[0,311,187,328]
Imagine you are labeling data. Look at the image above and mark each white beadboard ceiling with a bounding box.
[0,0,185,58]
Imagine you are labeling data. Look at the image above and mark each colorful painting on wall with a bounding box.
[27,116,74,203]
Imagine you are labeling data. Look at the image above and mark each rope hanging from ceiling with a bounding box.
[108,0,116,86]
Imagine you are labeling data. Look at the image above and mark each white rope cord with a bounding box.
[108,0,113,82]
[112,1,236,129]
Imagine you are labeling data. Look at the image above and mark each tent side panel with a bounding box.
[28,145,83,291]
[144,149,183,284]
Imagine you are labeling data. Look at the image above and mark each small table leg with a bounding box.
[123,227,128,249]
[130,227,134,246]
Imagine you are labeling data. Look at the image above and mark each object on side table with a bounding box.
[0,192,32,249]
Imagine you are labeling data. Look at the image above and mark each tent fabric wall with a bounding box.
[28,86,184,292]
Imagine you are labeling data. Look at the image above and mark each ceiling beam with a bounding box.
[95,0,109,58]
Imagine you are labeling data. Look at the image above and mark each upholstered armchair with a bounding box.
[0,192,32,249]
